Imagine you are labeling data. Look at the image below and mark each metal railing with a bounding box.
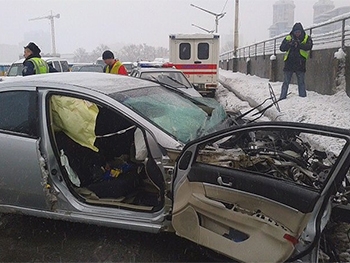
[220,13,350,61]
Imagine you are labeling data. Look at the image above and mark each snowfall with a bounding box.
[217,58,349,156]
[217,69,349,131]
[216,51,350,261]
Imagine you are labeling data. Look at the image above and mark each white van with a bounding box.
[169,33,220,97]
[6,57,70,77]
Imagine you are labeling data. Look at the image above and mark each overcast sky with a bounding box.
[1,0,349,55]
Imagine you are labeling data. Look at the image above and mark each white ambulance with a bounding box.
[169,33,220,97]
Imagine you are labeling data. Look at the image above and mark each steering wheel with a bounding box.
[268,83,280,112]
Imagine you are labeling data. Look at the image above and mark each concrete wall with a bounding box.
[346,47,350,97]
[220,46,350,96]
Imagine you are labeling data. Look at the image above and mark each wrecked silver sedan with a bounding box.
[0,72,350,262]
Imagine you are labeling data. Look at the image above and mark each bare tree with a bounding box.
[117,44,169,62]
[73,48,90,62]
[91,44,110,61]
[73,43,169,64]
[155,47,169,59]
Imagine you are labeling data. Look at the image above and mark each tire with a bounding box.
[209,90,216,98]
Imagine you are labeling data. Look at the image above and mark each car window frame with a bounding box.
[0,89,38,137]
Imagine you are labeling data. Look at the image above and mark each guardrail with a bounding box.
[220,13,350,61]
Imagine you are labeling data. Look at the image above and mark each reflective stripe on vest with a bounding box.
[284,34,309,61]
[28,58,49,74]
[106,60,123,74]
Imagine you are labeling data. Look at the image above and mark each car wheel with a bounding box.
[209,90,216,98]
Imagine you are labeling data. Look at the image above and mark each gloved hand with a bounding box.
[293,39,300,47]
[289,39,299,49]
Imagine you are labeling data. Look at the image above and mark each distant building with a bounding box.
[269,0,295,38]
[268,0,350,39]
[313,0,335,22]
[313,0,350,34]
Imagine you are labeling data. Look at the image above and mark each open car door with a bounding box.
[172,122,350,262]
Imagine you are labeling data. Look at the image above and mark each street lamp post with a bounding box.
[190,3,226,33]
[234,0,239,56]
[191,23,215,34]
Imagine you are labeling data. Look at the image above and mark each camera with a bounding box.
[290,39,299,48]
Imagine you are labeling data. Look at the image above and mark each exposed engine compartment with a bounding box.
[198,128,342,190]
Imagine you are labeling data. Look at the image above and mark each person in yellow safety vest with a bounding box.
[22,42,58,76]
[102,50,128,75]
[279,22,313,100]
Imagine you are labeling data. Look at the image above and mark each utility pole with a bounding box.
[29,11,60,55]
[234,0,239,56]
[191,23,215,34]
[190,3,226,33]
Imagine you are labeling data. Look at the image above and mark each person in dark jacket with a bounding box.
[22,42,57,76]
[279,22,313,100]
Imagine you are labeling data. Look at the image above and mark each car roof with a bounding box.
[0,72,155,94]
[11,57,68,64]
[71,64,102,68]
[135,67,182,73]
[71,63,93,66]
[70,64,104,72]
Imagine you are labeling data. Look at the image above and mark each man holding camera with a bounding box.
[279,22,313,100]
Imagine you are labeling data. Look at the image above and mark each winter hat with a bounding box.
[102,50,114,60]
[24,42,41,55]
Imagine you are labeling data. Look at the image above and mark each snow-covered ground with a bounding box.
[217,69,350,262]
[218,69,350,129]
[217,69,350,154]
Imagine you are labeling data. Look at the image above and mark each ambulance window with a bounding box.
[198,43,209,60]
[179,43,191,60]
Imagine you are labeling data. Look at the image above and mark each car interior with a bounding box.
[49,95,165,212]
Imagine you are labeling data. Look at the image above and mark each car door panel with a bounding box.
[172,180,297,262]
[172,123,350,262]
[188,163,319,213]
[0,133,48,210]
[202,183,311,233]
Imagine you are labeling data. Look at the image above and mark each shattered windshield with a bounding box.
[141,71,192,88]
[112,86,227,143]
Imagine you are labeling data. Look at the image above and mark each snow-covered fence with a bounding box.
[220,13,350,61]
[219,14,350,97]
